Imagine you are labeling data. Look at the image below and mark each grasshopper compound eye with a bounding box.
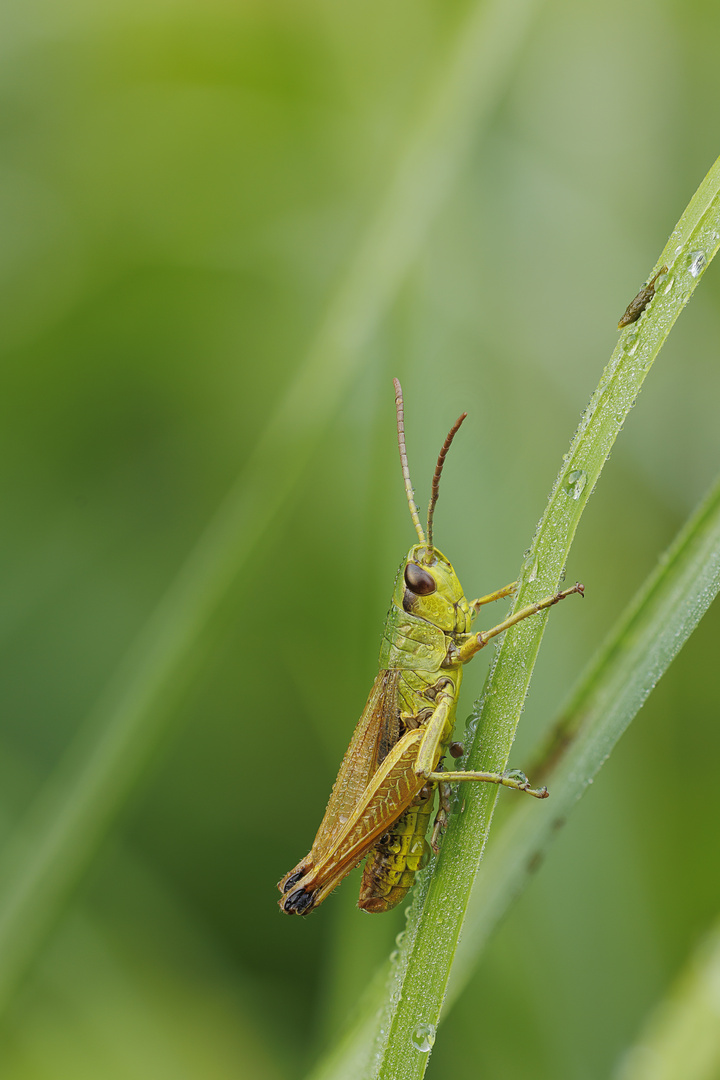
[404,562,436,595]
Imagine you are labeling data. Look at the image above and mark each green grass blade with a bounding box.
[0,0,545,1017]
[373,156,720,1079]
[448,467,720,1006]
[612,913,720,1080]
[308,464,720,1080]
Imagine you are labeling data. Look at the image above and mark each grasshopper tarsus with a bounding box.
[547,581,584,605]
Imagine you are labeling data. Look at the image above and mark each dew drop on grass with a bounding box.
[522,553,539,582]
[564,469,587,500]
[411,1023,436,1052]
[622,330,639,354]
[688,250,706,278]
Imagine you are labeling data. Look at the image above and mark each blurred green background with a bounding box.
[2,1,720,1078]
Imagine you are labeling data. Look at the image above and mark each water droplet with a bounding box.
[411,1023,436,1052]
[661,274,674,294]
[622,329,639,354]
[688,250,706,278]
[505,769,528,785]
[395,931,406,948]
[389,949,399,963]
[522,552,539,582]
[563,469,587,500]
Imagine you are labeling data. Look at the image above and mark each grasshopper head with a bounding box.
[397,544,472,634]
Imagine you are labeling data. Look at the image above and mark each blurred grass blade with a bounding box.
[373,156,720,1079]
[612,914,720,1080]
[448,467,720,1007]
[0,0,545,1017]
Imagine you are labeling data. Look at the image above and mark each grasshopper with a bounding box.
[278,380,583,915]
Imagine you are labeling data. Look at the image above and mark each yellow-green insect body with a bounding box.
[278,382,582,916]
[358,545,469,911]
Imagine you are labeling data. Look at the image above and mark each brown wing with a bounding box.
[282,727,427,913]
[278,669,401,902]
[308,668,400,864]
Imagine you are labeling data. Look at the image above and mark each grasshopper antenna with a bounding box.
[393,379,426,547]
[426,409,467,557]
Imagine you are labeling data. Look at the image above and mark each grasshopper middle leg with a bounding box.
[412,690,549,804]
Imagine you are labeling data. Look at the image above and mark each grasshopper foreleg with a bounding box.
[469,580,517,613]
[456,581,584,664]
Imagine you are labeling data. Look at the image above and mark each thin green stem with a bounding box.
[373,156,720,1079]
[448,467,720,1006]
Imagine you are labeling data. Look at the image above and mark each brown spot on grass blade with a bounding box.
[618,265,668,328]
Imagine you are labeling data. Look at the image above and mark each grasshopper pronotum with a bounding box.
[278,381,583,915]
